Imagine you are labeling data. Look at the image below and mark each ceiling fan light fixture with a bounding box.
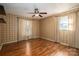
[28,8,47,17]
[35,14,39,16]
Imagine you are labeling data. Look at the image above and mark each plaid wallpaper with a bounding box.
[0,14,17,44]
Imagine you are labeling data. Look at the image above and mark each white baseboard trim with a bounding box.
[2,39,30,45]
[59,42,69,46]
[30,36,40,39]
[40,36,69,46]
[1,36,39,45]
[2,40,17,45]
[40,36,56,42]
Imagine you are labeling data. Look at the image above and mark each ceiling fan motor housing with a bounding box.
[34,8,39,13]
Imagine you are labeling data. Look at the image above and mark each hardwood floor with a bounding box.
[0,38,79,56]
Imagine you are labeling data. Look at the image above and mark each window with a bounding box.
[59,16,73,31]
[26,20,32,36]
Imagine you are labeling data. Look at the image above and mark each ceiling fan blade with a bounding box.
[39,12,47,14]
[32,15,35,17]
[39,14,43,17]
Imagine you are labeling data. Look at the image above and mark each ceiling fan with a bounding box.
[28,8,47,17]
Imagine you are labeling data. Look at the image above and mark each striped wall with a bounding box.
[40,11,79,48]
[0,8,79,49]
[0,14,40,45]
[1,14,17,44]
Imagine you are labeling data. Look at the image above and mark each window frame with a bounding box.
[59,16,73,31]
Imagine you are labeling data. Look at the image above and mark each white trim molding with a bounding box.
[2,40,17,45]
[40,36,69,46]
[1,36,40,45]
[40,36,56,42]
[0,44,3,50]
[59,42,69,46]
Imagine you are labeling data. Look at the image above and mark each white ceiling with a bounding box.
[0,3,79,19]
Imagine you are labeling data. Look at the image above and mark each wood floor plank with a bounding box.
[0,38,79,56]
